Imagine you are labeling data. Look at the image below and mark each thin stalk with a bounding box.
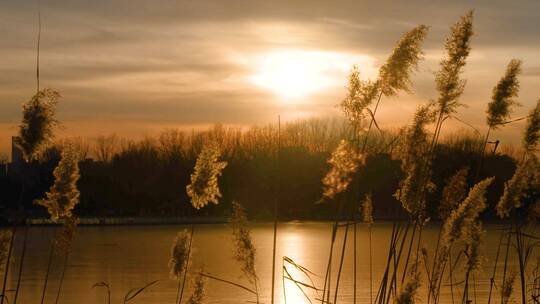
[474,126,492,181]
[1,227,16,304]
[473,274,477,304]
[175,279,181,304]
[515,223,527,304]
[282,259,287,304]
[501,231,511,304]
[375,223,398,304]
[333,222,349,304]
[428,226,443,304]
[36,0,41,93]
[54,252,69,304]
[178,227,194,304]
[13,226,29,304]
[449,251,455,304]
[40,227,58,304]
[387,223,411,304]
[487,230,505,304]
[400,223,417,285]
[369,224,373,304]
[198,272,257,295]
[321,222,337,304]
[434,257,448,304]
[376,223,401,304]
[462,268,471,304]
[360,91,384,152]
[353,218,357,304]
[271,115,281,304]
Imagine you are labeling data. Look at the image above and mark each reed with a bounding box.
[230,201,260,303]
[169,230,192,304]
[33,143,81,304]
[186,272,206,304]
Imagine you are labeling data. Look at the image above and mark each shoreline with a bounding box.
[19,216,512,226]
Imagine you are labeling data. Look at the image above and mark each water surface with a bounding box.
[7,222,529,304]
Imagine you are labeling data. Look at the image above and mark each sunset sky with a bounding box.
[1,0,539,157]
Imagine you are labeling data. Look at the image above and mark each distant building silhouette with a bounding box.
[11,136,23,164]
[8,136,24,175]
[0,163,6,178]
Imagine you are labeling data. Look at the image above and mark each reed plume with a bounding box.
[230,201,259,300]
[496,156,539,218]
[0,230,11,266]
[186,142,227,209]
[322,139,363,199]
[378,25,429,97]
[169,230,192,280]
[15,88,60,161]
[497,100,540,218]
[394,105,436,219]
[439,167,469,221]
[340,66,379,125]
[54,216,78,254]
[487,59,522,128]
[186,272,206,304]
[396,256,422,304]
[434,11,474,118]
[463,221,484,274]
[441,177,493,248]
[501,270,517,304]
[524,100,540,152]
[361,193,374,224]
[35,143,80,222]
[430,177,493,299]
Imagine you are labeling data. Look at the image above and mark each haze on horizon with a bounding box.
[1,0,539,158]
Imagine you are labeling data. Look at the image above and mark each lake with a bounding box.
[5,221,529,304]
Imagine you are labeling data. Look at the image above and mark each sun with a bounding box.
[249,49,376,99]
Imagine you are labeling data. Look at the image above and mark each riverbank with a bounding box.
[23,216,511,226]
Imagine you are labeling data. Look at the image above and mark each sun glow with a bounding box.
[249,49,376,99]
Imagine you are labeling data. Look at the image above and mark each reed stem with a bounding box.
[1,227,16,304]
[178,227,194,304]
[41,227,58,304]
[54,252,69,304]
[13,226,29,304]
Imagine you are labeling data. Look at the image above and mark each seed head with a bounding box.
[186,142,227,209]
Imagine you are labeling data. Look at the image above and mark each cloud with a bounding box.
[1,0,540,155]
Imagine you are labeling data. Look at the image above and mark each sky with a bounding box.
[1,0,539,158]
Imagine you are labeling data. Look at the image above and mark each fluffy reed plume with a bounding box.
[464,222,484,274]
[0,230,11,265]
[186,272,206,304]
[340,66,379,124]
[430,177,493,296]
[496,99,540,218]
[442,177,493,247]
[439,167,469,220]
[397,256,422,304]
[532,201,540,219]
[230,202,259,289]
[322,139,363,199]
[168,230,192,280]
[15,88,60,161]
[523,99,540,152]
[394,105,436,219]
[434,11,474,117]
[501,270,517,304]
[361,193,374,224]
[496,155,540,218]
[186,142,227,209]
[378,25,429,97]
[35,144,80,222]
[487,59,522,128]
[54,216,78,254]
